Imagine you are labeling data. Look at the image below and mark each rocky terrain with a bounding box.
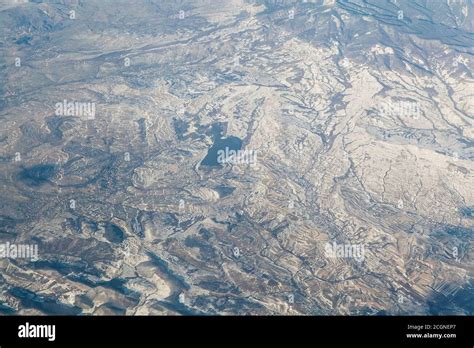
[0,0,473,315]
